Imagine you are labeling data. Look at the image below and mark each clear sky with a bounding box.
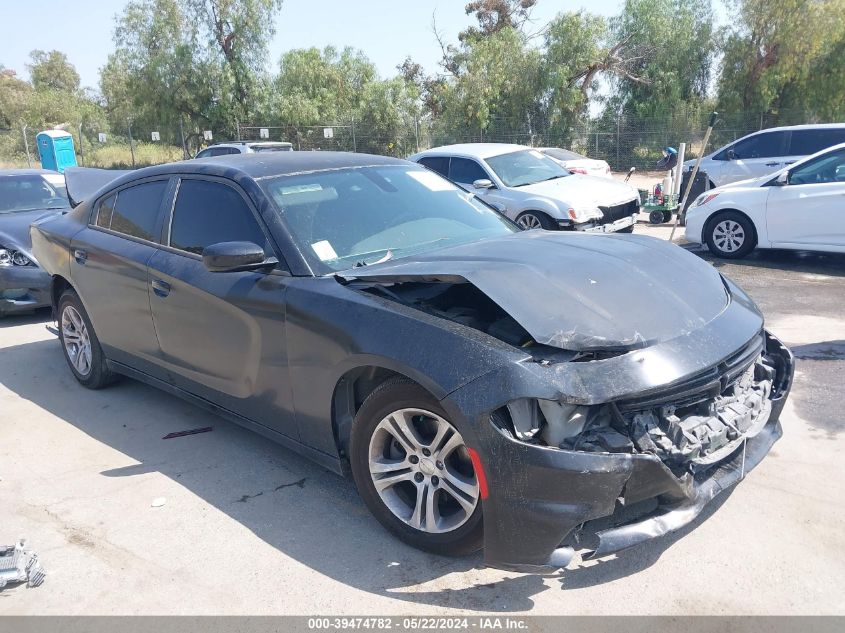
[1,0,626,90]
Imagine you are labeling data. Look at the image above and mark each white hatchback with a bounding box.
[685,142,845,258]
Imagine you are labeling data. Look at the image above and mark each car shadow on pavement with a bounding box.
[0,336,735,611]
[686,245,845,277]
[0,309,51,329]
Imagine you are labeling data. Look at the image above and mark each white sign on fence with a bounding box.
[203,130,213,141]
[151,131,160,141]
[259,128,269,139]
[98,133,107,143]
[323,127,334,139]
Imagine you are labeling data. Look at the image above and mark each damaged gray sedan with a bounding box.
[31,153,793,572]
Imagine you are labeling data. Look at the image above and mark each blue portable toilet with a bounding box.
[36,130,78,173]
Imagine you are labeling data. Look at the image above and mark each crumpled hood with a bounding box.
[0,208,63,255]
[341,231,731,352]
[517,174,639,209]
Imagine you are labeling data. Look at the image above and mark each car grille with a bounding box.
[599,199,639,224]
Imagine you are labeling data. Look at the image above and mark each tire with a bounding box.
[57,289,117,389]
[617,225,635,233]
[649,210,664,224]
[516,211,556,230]
[662,210,673,224]
[704,211,756,259]
[349,377,484,556]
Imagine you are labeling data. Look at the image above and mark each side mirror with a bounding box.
[473,178,495,190]
[776,171,789,186]
[202,241,275,272]
[727,149,737,161]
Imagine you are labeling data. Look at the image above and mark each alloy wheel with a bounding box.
[712,219,746,253]
[368,408,479,534]
[61,305,92,377]
[517,213,542,230]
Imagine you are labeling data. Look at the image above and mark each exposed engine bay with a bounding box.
[502,352,778,475]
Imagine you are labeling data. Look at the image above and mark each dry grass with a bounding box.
[0,142,185,171]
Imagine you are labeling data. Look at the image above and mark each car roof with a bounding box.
[0,168,61,177]
[102,151,415,186]
[205,141,293,148]
[749,123,845,133]
[412,143,530,160]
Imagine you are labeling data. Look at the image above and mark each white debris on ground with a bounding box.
[0,540,46,589]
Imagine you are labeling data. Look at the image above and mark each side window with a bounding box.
[418,156,449,177]
[449,158,489,184]
[789,148,845,185]
[195,149,213,158]
[788,129,845,156]
[95,193,116,228]
[103,181,167,241]
[169,179,269,256]
[731,132,787,159]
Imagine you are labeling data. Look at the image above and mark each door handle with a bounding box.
[73,249,87,264]
[765,162,780,167]
[151,278,171,298]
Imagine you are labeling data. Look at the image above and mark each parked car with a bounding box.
[537,147,613,178]
[408,144,640,232]
[0,168,70,316]
[32,153,793,571]
[195,141,293,158]
[686,142,845,258]
[684,123,845,188]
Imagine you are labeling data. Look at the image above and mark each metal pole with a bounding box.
[22,125,32,168]
[615,114,621,170]
[78,123,84,166]
[670,112,718,241]
[127,120,136,168]
[351,118,357,153]
[674,142,686,196]
[236,119,241,141]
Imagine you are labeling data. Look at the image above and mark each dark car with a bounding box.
[0,168,70,316]
[31,153,794,572]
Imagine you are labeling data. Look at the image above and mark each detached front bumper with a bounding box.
[447,331,794,573]
[0,265,51,316]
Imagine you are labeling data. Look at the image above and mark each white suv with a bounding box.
[685,123,845,188]
[195,141,293,158]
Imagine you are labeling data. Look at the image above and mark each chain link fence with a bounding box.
[2,107,839,171]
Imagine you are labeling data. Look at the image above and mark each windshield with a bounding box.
[485,149,570,187]
[542,148,586,161]
[262,165,517,273]
[0,175,70,214]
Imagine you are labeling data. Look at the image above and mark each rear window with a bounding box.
[788,129,845,156]
[542,148,586,161]
[100,181,167,241]
[417,156,449,177]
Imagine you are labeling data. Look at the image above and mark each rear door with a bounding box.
[766,147,845,250]
[721,131,789,183]
[69,178,170,376]
[146,176,298,438]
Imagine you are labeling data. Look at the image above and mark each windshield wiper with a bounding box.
[354,249,394,268]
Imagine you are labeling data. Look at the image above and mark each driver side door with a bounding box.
[765,147,845,250]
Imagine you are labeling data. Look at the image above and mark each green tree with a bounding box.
[717,0,845,120]
[27,50,81,93]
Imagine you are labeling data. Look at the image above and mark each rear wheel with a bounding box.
[649,210,665,224]
[516,211,555,230]
[705,211,756,259]
[350,378,483,556]
[58,289,117,389]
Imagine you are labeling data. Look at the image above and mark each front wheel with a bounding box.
[705,211,756,258]
[58,289,117,389]
[516,211,556,230]
[349,378,483,556]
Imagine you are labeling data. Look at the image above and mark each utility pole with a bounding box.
[351,118,357,152]
[22,125,32,168]
[127,120,136,168]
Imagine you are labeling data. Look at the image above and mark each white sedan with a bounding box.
[685,142,845,258]
[538,147,613,178]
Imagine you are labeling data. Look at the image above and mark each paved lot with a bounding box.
[1,228,844,615]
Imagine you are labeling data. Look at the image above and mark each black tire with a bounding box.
[662,210,673,224]
[649,210,664,224]
[516,211,556,230]
[349,377,484,557]
[704,211,757,259]
[57,289,117,389]
[617,225,635,233]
